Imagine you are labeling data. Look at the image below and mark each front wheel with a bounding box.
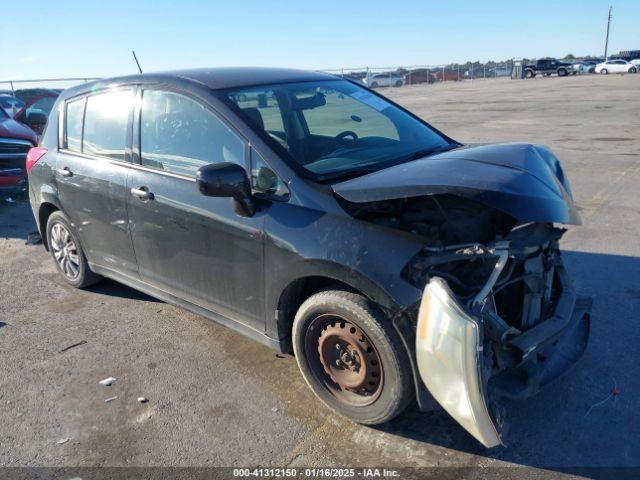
[292,289,413,424]
[600,69,608,75]
[370,81,379,88]
[394,80,403,87]
[46,211,102,288]
[629,67,637,73]
[558,68,567,77]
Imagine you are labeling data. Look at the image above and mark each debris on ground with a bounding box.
[137,397,148,403]
[4,197,14,204]
[56,438,69,445]
[271,407,279,413]
[585,377,620,417]
[136,409,154,424]
[25,232,42,245]
[104,396,118,403]
[99,377,116,386]
[59,340,87,353]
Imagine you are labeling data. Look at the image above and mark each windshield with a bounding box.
[220,80,454,181]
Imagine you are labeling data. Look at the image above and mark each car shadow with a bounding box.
[86,278,161,303]
[374,249,640,475]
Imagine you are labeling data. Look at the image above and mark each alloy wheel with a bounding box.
[50,223,80,279]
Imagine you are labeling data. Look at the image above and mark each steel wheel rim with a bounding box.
[305,314,384,407]
[50,223,80,280]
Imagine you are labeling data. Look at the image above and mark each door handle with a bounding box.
[131,187,154,201]
[57,167,73,177]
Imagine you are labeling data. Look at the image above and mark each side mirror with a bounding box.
[196,162,255,217]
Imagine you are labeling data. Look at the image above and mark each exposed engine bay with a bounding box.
[340,193,591,418]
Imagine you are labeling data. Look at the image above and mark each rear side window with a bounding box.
[140,90,245,177]
[82,90,133,160]
[65,98,85,152]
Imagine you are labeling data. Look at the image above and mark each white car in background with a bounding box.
[595,59,637,74]
[364,73,405,88]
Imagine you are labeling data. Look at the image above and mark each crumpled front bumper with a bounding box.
[415,268,591,447]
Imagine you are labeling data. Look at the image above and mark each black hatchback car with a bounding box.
[27,68,590,447]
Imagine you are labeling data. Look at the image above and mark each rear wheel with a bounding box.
[629,67,637,73]
[394,80,403,87]
[370,81,379,88]
[46,211,101,288]
[292,289,413,424]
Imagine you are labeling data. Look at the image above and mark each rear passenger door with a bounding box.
[126,88,265,331]
[56,89,138,274]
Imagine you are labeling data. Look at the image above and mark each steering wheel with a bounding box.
[335,130,359,142]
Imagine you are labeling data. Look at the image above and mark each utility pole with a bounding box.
[604,6,612,59]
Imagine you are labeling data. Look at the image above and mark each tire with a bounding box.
[46,211,102,288]
[524,69,534,78]
[558,68,567,77]
[394,80,403,87]
[370,82,379,88]
[629,67,637,73]
[292,289,413,425]
[600,69,608,75]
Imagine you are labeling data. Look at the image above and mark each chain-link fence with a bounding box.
[0,61,517,97]
[322,61,515,88]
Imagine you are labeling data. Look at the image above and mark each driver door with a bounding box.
[126,88,266,331]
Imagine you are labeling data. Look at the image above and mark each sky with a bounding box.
[1,0,639,82]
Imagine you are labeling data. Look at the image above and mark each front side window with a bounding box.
[221,80,453,181]
[140,90,245,177]
[83,90,133,160]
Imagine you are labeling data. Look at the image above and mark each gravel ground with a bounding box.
[1,74,639,479]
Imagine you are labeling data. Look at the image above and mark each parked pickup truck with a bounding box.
[524,58,575,78]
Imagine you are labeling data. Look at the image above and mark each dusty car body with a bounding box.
[27,68,590,447]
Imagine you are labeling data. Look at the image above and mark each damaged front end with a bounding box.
[332,143,592,446]
[410,223,591,447]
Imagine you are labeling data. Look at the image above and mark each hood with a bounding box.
[0,117,37,144]
[332,143,580,225]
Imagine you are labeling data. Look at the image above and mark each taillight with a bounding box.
[26,147,48,172]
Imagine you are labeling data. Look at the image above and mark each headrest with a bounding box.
[242,107,264,130]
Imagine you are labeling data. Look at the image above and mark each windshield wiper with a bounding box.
[315,165,381,182]
[407,144,456,161]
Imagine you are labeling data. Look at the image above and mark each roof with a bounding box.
[63,67,338,98]
[166,67,337,89]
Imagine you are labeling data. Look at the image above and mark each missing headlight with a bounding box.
[402,243,506,300]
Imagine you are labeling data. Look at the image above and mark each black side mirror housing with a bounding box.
[196,162,255,217]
